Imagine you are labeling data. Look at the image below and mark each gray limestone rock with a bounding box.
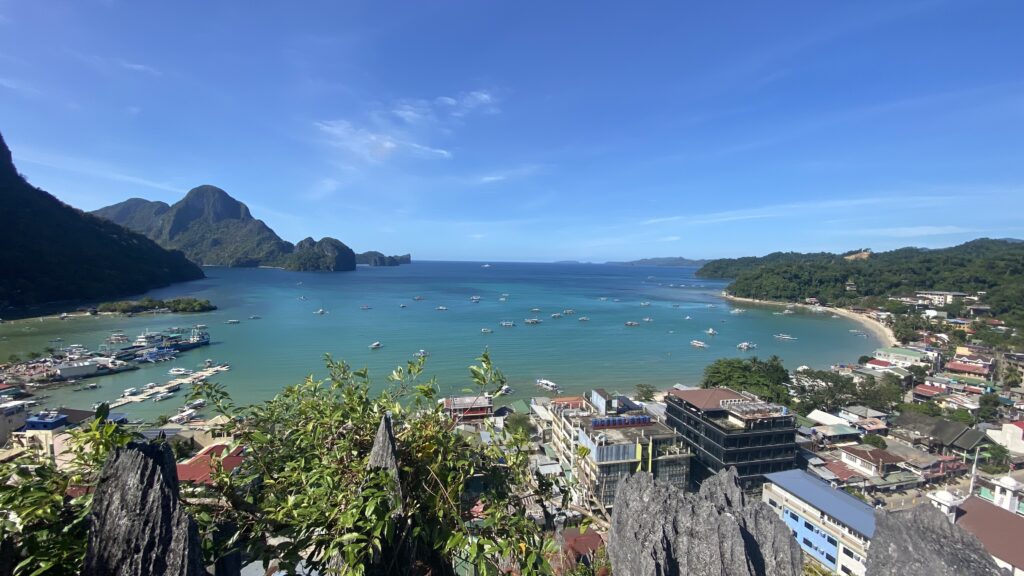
[82,442,207,576]
[608,469,803,576]
[866,505,1001,576]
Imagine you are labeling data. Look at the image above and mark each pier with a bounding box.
[108,364,230,409]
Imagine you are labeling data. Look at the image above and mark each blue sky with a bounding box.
[1,1,1022,261]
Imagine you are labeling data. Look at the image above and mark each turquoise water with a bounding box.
[0,262,880,420]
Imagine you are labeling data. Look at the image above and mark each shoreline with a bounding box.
[721,294,897,347]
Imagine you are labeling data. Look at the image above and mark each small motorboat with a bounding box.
[369,341,383,350]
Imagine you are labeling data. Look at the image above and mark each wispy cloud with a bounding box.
[15,148,184,194]
[0,77,40,97]
[316,88,497,165]
[476,164,545,185]
[315,120,450,161]
[305,177,342,200]
[641,195,956,227]
[858,225,973,238]
[659,235,681,242]
[70,51,161,77]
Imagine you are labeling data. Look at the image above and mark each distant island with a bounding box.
[0,130,204,309]
[607,257,709,267]
[92,187,410,272]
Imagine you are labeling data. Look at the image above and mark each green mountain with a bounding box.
[355,251,412,266]
[93,187,362,271]
[695,239,1024,324]
[0,130,204,309]
[607,256,708,267]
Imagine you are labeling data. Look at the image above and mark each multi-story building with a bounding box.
[550,389,690,509]
[664,387,797,489]
[0,400,29,446]
[440,395,493,423]
[916,291,967,307]
[872,346,929,368]
[763,469,875,576]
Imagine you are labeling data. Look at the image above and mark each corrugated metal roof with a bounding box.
[765,469,876,538]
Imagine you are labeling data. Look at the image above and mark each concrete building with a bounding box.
[0,400,29,446]
[664,387,797,489]
[929,478,1024,575]
[873,346,929,368]
[986,421,1024,456]
[915,291,967,306]
[763,469,875,576]
[550,390,690,509]
[440,395,493,423]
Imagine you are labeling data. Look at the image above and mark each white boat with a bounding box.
[168,368,193,376]
[313,308,327,315]
[249,315,261,320]
[643,317,653,322]
[369,341,383,350]
[524,318,542,325]
[684,315,692,320]
[578,316,590,322]
[481,264,491,268]
[169,409,195,424]
[480,328,493,334]
[530,308,541,313]
[550,313,562,319]
[640,301,651,307]
[690,340,708,348]
[624,321,639,327]
[782,309,795,315]
[730,308,746,315]
[470,296,481,302]
[153,392,175,402]
[705,328,717,335]
[599,297,608,301]
[400,304,407,308]
[194,324,208,329]
[360,305,372,310]
[436,306,448,311]
[774,333,798,340]
[831,314,840,319]
[414,349,429,358]
[413,296,424,301]
[536,379,560,392]
[498,297,507,302]
[495,384,513,396]
[225,319,241,324]
[736,342,757,351]
[183,399,206,411]
[499,321,516,327]
[122,387,138,397]
[562,309,575,315]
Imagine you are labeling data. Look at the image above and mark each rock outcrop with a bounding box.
[356,251,412,267]
[285,237,356,271]
[82,442,207,576]
[608,468,802,576]
[866,504,1001,576]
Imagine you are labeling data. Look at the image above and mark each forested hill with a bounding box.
[694,239,1024,318]
[0,130,204,308]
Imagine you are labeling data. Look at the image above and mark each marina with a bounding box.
[106,363,229,410]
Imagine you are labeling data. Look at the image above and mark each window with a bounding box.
[842,548,854,558]
[827,535,837,546]
[825,554,836,564]
[802,538,812,548]
[804,521,814,531]
[841,566,853,575]
[768,498,779,508]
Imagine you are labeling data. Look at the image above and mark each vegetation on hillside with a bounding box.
[695,239,1024,328]
[96,297,216,314]
[0,131,204,308]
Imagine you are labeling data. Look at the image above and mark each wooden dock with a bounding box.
[107,364,230,409]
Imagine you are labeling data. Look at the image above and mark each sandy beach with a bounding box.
[722,294,897,347]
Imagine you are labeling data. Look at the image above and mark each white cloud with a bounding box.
[479,175,506,184]
[70,51,161,77]
[115,59,161,76]
[0,77,40,97]
[14,148,184,194]
[306,177,342,200]
[659,235,681,242]
[859,225,972,238]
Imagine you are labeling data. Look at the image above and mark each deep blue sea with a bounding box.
[0,262,880,420]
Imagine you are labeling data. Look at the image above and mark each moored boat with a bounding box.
[690,340,708,348]
[369,341,383,350]
[774,333,797,340]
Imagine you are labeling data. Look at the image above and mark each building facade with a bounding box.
[763,469,875,576]
[550,390,690,509]
[664,388,797,489]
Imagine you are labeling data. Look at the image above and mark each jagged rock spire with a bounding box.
[82,442,207,576]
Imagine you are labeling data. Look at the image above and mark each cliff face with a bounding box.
[82,442,206,576]
[356,251,412,267]
[865,505,1001,576]
[284,237,357,271]
[0,130,204,308]
[608,469,803,576]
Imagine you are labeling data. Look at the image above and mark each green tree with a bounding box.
[898,401,941,417]
[907,365,928,384]
[702,356,791,404]
[189,351,553,574]
[948,409,975,425]
[978,393,1002,422]
[634,383,657,401]
[861,434,887,449]
[505,412,537,437]
[792,370,857,414]
[981,444,1010,475]
[858,374,904,413]
[7,354,21,364]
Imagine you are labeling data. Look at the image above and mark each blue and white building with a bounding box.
[762,469,875,576]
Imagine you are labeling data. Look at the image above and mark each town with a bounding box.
[2,288,1022,575]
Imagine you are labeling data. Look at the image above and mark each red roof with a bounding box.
[1012,422,1024,431]
[176,444,244,486]
[913,384,945,398]
[956,497,1024,569]
[945,361,990,376]
[822,459,865,482]
[866,359,892,368]
[667,388,745,410]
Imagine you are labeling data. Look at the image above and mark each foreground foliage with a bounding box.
[0,352,553,575]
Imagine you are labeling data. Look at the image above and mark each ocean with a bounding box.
[0,262,881,420]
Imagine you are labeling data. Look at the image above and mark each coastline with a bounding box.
[721,294,897,347]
